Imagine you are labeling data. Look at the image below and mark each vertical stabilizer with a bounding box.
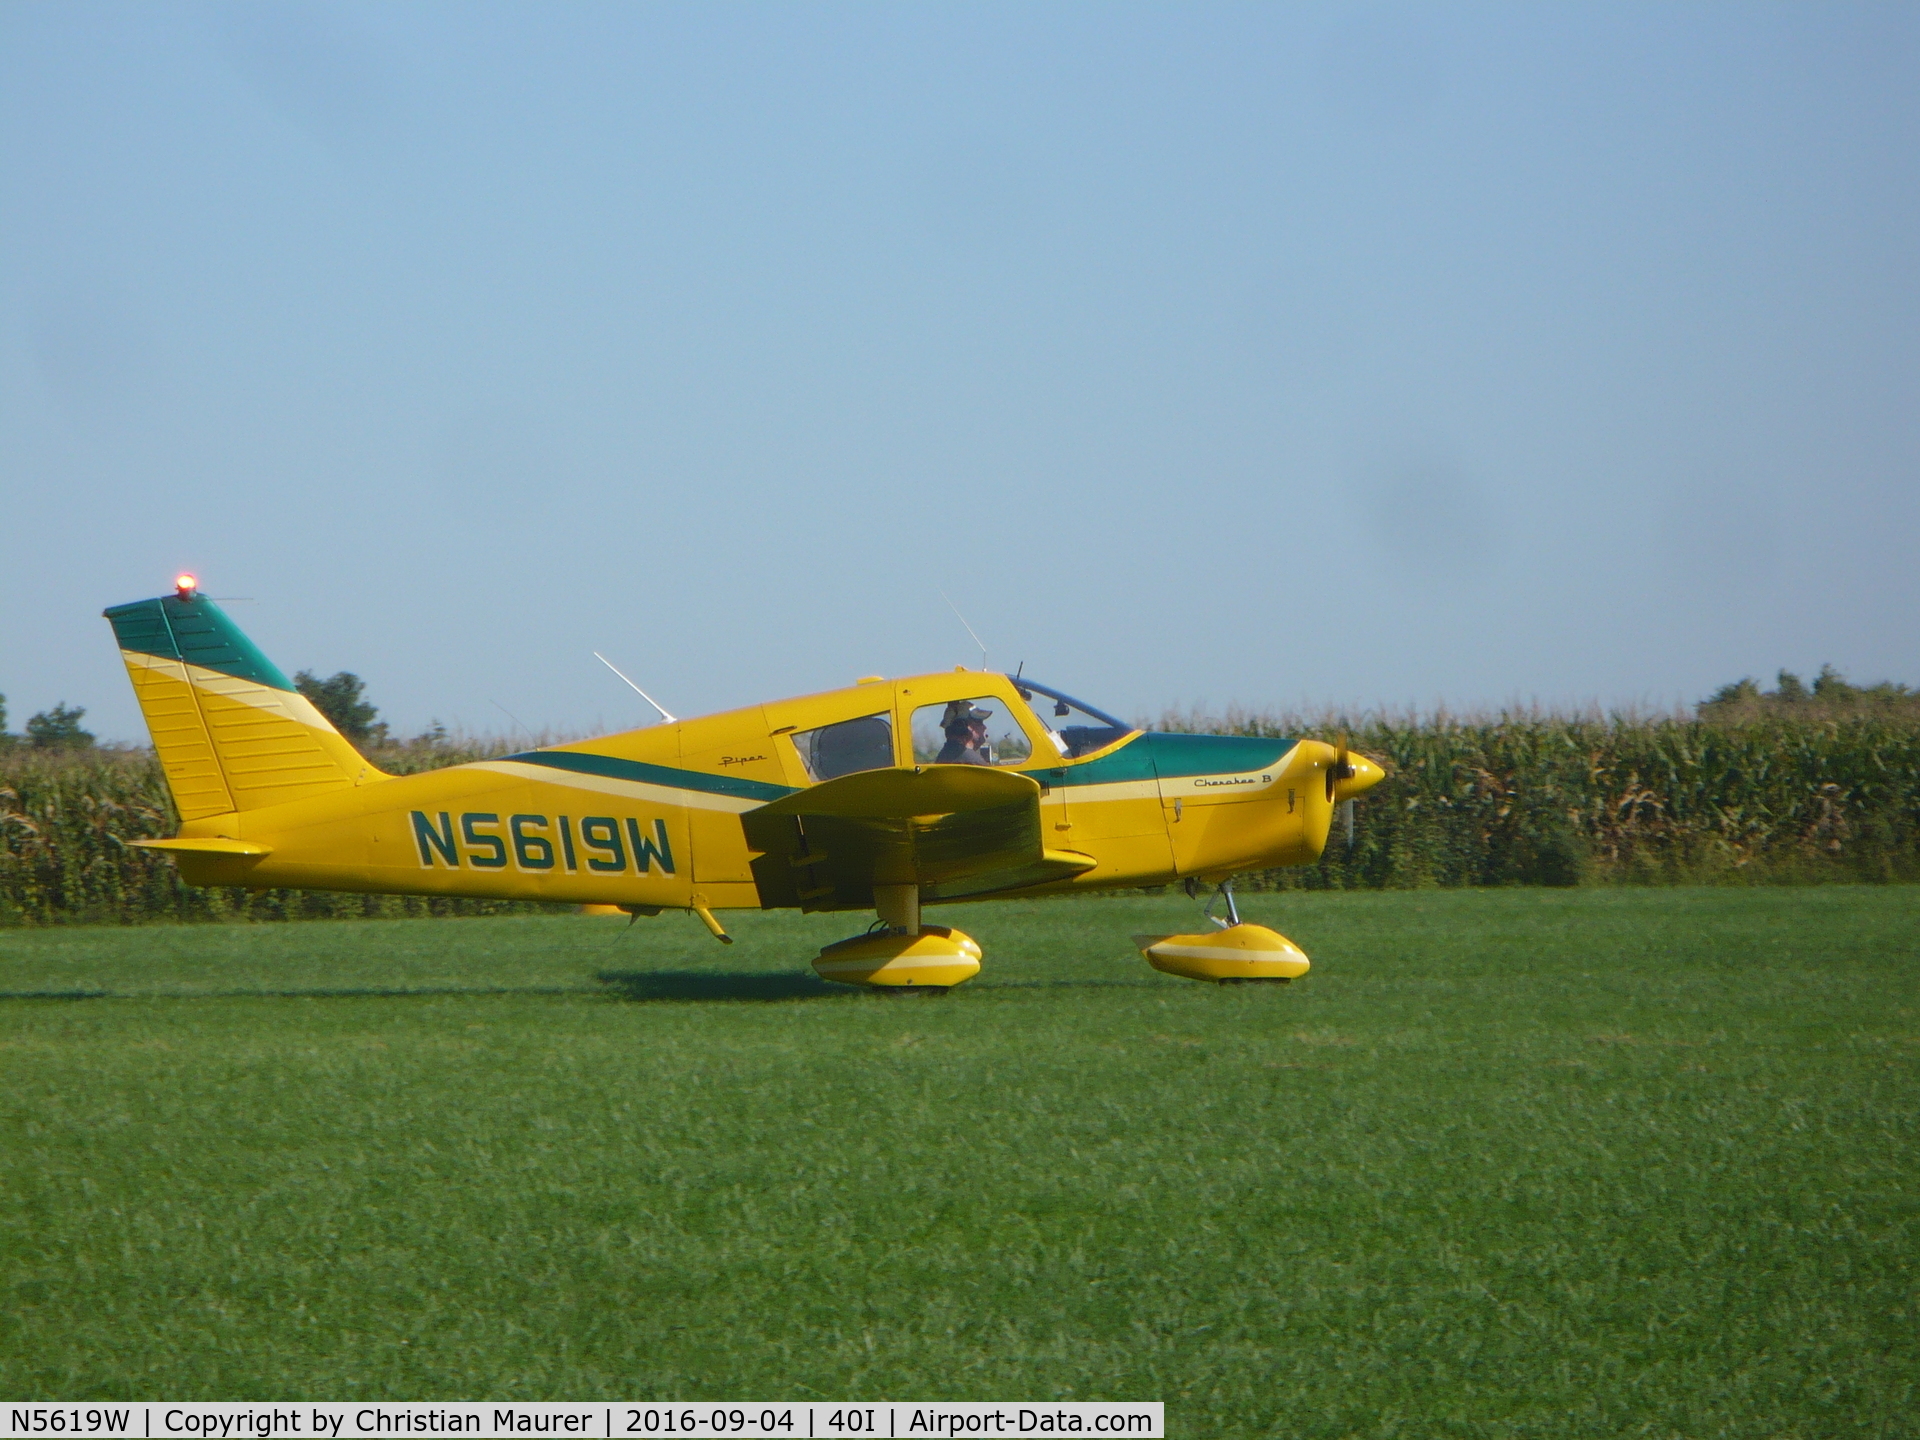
[104,593,386,818]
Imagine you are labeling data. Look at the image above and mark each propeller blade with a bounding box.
[1326,734,1355,802]
[1342,797,1355,850]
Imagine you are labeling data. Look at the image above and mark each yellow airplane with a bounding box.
[107,576,1384,990]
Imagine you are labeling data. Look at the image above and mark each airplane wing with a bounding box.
[742,766,1095,911]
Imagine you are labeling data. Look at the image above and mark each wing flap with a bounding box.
[921,846,1097,901]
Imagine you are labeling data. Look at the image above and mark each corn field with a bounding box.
[3,715,1917,925]
[0,739,549,926]
[1155,710,1920,890]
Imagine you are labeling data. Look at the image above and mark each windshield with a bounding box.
[1005,678,1138,760]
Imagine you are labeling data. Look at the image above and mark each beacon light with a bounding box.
[175,573,198,599]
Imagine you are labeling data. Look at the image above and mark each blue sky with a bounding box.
[4,2,1916,741]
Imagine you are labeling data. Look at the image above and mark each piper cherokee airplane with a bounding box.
[107,576,1384,989]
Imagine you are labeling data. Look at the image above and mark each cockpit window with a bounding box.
[1006,679,1138,759]
[911,696,1034,767]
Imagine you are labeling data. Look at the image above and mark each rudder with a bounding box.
[104,592,386,818]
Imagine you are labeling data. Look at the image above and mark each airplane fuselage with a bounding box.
[163,668,1377,912]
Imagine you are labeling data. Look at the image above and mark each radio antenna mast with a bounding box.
[939,590,989,671]
[593,652,676,723]
[489,699,539,749]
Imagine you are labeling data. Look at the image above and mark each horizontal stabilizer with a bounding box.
[130,837,273,857]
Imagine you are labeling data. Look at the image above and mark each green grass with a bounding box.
[1,889,1915,1436]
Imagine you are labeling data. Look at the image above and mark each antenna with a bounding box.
[593,652,676,723]
[489,699,539,749]
[939,590,989,672]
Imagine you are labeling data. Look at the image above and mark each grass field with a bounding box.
[1,889,1915,1436]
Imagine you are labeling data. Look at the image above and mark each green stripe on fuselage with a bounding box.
[505,750,797,803]
[514,733,1289,805]
[102,595,295,691]
[1028,733,1158,787]
[1027,732,1293,788]
[1141,732,1293,779]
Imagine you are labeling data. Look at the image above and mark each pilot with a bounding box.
[935,701,994,765]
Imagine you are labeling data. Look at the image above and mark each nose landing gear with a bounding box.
[1186,874,1241,928]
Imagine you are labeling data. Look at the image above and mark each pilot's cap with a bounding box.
[941,700,992,728]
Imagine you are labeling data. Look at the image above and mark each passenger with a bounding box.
[935,701,994,765]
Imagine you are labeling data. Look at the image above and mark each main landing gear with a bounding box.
[812,885,982,992]
[1132,877,1312,984]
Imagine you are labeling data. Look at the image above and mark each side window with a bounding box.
[792,713,894,782]
[911,695,1035,767]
